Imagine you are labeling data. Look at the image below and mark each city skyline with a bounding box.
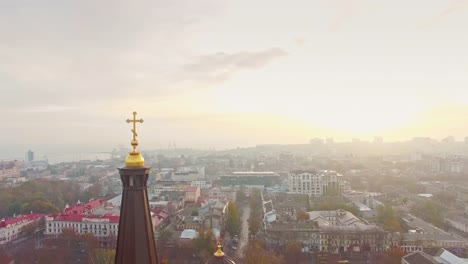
[2,0,468,153]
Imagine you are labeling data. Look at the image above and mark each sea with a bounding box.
[0,152,112,164]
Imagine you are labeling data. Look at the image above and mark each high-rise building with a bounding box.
[25,150,34,163]
[288,170,345,196]
[115,112,159,264]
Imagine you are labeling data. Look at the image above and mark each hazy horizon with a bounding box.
[2,0,468,156]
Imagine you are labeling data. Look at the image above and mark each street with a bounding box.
[236,203,250,259]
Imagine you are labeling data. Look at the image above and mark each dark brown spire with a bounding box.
[115,166,159,264]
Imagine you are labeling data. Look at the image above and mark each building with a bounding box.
[44,199,120,246]
[217,171,281,195]
[308,210,388,252]
[431,156,462,174]
[25,150,34,164]
[319,225,387,252]
[0,214,44,245]
[208,187,236,202]
[0,160,21,181]
[265,222,321,251]
[289,170,345,196]
[402,248,468,264]
[44,214,119,243]
[400,233,468,252]
[191,180,213,189]
[172,167,205,181]
[185,186,201,203]
[401,251,440,264]
[446,216,468,233]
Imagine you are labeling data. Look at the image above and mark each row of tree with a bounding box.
[226,201,241,237]
[248,189,262,237]
[4,228,115,264]
[0,180,103,217]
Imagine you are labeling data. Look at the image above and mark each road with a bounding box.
[236,204,250,258]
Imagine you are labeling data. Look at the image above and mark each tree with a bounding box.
[380,248,406,264]
[297,210,309,222]
[412,200,445,227]
[226,201,241,236]
[376,204,402,232]
[91,249,116,264]
[0,180,84,217]
[193,229,216,259]
[157,229,173,245]
[248,214,262,236]
[0,248,13,264]
[285,241,301,263]
[21,218,43,235]
[245,240,285,264]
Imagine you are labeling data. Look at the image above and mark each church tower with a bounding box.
[115,112,159,264]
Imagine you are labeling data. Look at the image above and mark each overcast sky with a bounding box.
[2,0,468,157]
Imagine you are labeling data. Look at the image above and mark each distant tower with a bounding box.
[115,112,159,264]
[25,150,34,163]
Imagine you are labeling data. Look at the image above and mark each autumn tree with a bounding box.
[193,229,216,259]
[245,240,285,264]
[0,180,85,217]
[91,249,116,264]
[380,248,406,264]
[297,210,309,222]
[157,229,173,245]
[226,201,241,236]
[21,218,44,235]
[248,214,262,236]
[376,204,402,232]
[412,200,446,227]
[0,248,13,264]
[285,241,301,263]
[248,189,263,236]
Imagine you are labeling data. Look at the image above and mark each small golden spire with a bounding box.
[124,111,145,167]
[214,238,224,257]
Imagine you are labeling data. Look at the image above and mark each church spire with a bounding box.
[115,111,159,264]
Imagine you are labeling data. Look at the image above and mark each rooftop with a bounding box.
[402,251,440,264]
[180,229,198,239]
[0,213,44,228]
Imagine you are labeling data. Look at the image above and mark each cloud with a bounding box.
[177,48,287,86]
[0,0,223,108]
[420,0,468,28]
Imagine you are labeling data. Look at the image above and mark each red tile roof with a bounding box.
[52,214,119,223]
[63,198,105,215]
[0,214,44,228]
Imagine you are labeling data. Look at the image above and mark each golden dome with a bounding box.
[125,151,145,167]
[214,244,225,257]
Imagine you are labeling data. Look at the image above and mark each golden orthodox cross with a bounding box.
[126,111,144,151]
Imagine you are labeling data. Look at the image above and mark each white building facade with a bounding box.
[289,170,345,196]
[0,214,44,245]
[44,215,119,247]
